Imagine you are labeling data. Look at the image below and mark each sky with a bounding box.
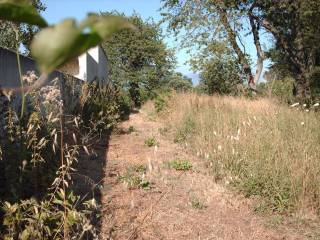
[41,0,270,85]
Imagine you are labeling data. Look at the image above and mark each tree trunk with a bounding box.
[217,7,255,89]
[255,16,312,100]
[249,12,265,85]
[294,73,310,100]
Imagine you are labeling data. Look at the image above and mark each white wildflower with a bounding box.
[72,133,77,143]
[218,145,222,151]
[291,102,300,107]
[301,122,305,126]
[83,146,90,155]
[313,103,319,107]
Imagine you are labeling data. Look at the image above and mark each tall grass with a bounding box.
[162,93,320,214]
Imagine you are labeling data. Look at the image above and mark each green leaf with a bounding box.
[20,229,30,240]
[80,15,134,39]
[0,0,47,27]
[31,16,133,74]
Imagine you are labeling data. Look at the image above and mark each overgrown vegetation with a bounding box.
[1,0,320,237]
[161,93,320,214]
[0,78,114,238]
[0,1,134,238]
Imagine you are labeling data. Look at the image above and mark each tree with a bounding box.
[162,0,320,100]
[166,72,193,92]
[251,0,320,99]
[102,12,175,107]
[161,0,265,90]
[197,41,244,95]
[0,0,46,54]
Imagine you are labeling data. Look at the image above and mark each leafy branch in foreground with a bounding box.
[0,0,134,93]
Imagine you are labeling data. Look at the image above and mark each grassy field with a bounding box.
[161,93,320,215]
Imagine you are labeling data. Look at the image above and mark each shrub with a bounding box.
[81,82,121,134]
[258,77,295,103]
[0,77,112,238]
[2,190,99,239]
[154,92,171,113]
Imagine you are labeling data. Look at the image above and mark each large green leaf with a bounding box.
[0,0,47,27]
[31,16,133,74]
[80,15,134,39]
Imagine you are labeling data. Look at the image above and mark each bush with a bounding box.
[81,82,121,134]
[2,190,98,239]
[257,77,295,103]
[154,92,171,113]
[0,78,113,238]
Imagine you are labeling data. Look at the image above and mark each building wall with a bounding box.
[84,45,108,85]
[0,47,38,88]
[97,46,108,84]
[86,52,99,82]
[74,53,87,81]
[0,45,108,116]
[0,47,84,115]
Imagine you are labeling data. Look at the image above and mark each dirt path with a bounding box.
[99,104,304,240]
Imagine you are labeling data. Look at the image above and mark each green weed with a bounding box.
[145,137,158,147]
[119,166,150,190]
[190,197,206,210]
[158,127,169,136]
[128,125,136,133]
[167,160,193,171]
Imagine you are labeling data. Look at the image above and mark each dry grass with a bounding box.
[161,93,320,214]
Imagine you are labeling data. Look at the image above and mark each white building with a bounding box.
[0,45,108,88]
[74,45,108,85]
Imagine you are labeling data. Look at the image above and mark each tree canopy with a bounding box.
[102,12,175,106]
[0,0,46,54]
[161,0,320,100]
